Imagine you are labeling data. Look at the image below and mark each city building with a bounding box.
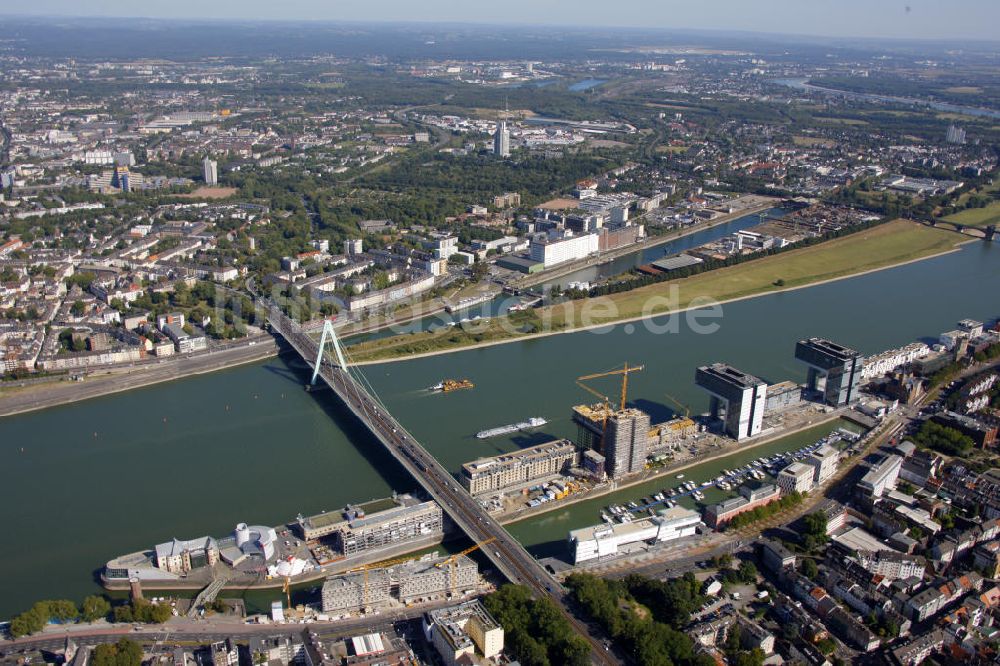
[154,536,219,575]
[931,411,997,447]
[460,439,578,496]
[423,601,504,666]
[203,156,218,185]
[855,550,926,581]
[321,569,391,614]
[344,239,363,256]
[568,506,700,564]
[695,363,767,440]
[321,554,480,614]
[795,338,863,406]
[759,540,797,572]
[804,444,840,484]
[777,462,815,494]
[705,484,780,529]
[493,119,510,157]
[528,232,599,268]
[298,499,443,556]
[858,454,903,499]
[573,403,651,479]
[764,380,802,413]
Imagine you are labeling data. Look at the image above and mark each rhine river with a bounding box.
[0,240,998,617]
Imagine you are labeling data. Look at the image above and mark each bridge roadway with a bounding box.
[267,308,616,665]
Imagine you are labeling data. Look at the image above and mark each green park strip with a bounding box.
[347,220,961,363]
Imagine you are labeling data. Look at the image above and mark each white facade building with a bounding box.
[777,462,815,494]
[859,454,903,499]
[203,157,218,185]
[528,233,599,268]
[805,444,840,484]
[569,506,700,564]
[861,342,931,380]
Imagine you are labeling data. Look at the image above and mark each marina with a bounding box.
[601,431,849,523]
[0,241,997,617]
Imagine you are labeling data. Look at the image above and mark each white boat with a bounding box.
[476,417,548,439]
[676,473,685,479]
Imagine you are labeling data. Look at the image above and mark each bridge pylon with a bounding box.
[312,318,349,385]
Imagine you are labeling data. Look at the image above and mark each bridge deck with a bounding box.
[267,308,616,664]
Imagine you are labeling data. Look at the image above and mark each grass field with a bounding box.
[177,186,238,199]
[792,135,835,147]
[549,220,959,329]
[947,179,1000,226]
[348,220,960,362]
[944,203,1000,228]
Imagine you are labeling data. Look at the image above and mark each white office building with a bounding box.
[493,119,510,157]
[528,232,599,268]
[859,454,903,499]
[805,444,840,484]
[777,462,815,494]
[203,157,218,185]
[695,363,768,440]
[569,506,700,564]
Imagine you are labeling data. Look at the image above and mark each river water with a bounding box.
[348,207,789,344]
[774,77,1000,120]
[0,240,997,617]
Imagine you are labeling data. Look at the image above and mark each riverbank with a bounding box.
[101,408,846,597]
[0,338,280,418]
[348,220,964,364]
[512,195,779,289]
[499,409,845,529]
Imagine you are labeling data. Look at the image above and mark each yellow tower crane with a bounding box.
[435,538,497,596]
[347,554,422,609]
[576,363,645,449]
[577,362,645,412]
[663,391,691,418]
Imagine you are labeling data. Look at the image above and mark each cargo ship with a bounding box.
[428,378,474,393]
[476,417,547,439]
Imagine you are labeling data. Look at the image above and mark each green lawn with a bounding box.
[549,220,960,328]
[944,202,1000,228]
[349,220,961,362]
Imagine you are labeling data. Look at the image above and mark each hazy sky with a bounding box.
[9,0,1000,42]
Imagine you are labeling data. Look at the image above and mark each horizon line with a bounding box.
[2,13,999,47]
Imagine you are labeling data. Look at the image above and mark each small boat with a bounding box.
[429,379,474,392]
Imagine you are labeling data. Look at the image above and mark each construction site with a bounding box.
[320,541,496,617]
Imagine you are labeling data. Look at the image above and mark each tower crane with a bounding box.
[435,538,496,595]
[576,362,645,412]
[575,364,645,448]
[663,391,691,418]
[347,554,421,608]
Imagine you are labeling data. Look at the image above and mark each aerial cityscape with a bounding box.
[3,4,1000,666]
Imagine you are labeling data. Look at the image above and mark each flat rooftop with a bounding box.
[833,526,898,554]
[696,363,766,389]
[797,337,861,361]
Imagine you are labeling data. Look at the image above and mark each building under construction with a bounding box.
[320,554,479,614]
[573,404,650,479]
[572,363,652,480]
